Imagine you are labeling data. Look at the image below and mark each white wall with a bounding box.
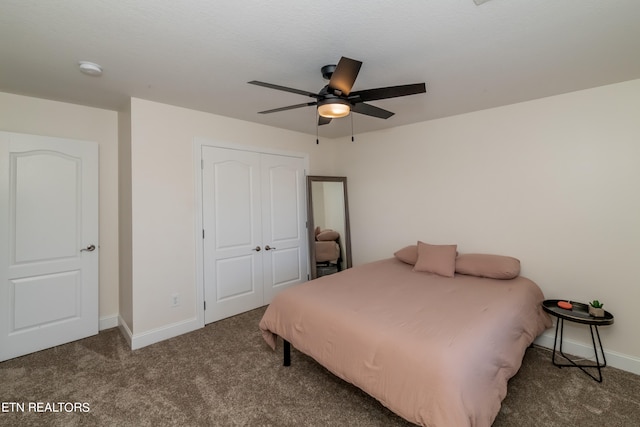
[332,79,640,369]
[127,98,335,341]
[0,92,119,329]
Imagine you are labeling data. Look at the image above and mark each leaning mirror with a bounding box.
[307,176,352,279]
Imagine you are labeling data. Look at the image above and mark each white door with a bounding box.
[261,154,308,303]
[0,131,99,362]
[201,146,307,324]
[202,147,264,323]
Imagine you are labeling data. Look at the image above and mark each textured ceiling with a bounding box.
[1,0,639,138]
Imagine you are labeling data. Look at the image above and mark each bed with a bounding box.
[259,243,552,426]
[314,227,342,268]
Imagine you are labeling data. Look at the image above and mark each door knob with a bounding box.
[252,246,261,252]
[265,245,276,251]
[81,244,96,252]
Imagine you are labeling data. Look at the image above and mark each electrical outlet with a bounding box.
[171,293,180,307]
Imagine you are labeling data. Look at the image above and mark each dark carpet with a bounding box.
[1,306,639,426]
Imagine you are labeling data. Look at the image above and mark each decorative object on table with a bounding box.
[589,300,605,317]
[557,300,573,310]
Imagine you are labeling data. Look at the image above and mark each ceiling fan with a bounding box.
[249,56,426,126]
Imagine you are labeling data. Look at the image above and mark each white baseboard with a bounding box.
[129,317,201,350]
[117,315,133,348]
[113,316,201,352]
[99,314,119,331]
[534,331,640,376]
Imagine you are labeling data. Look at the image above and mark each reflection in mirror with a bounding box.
[307,176,352,279]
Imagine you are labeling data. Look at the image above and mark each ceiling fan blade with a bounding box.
[350,102,394,119]
[350,82,426,102]
[328,57,362,96]
[248,81,319,99]
[318,116,332,126]
[258,101,318,114]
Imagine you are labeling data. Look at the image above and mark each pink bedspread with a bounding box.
[259,258,551,426]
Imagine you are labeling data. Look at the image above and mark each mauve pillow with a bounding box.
[316,230,340,241]
[413,241,457,277]
[455,253,521,279]
[393,245,418,265]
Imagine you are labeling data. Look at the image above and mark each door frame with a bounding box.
[193,138,309,326]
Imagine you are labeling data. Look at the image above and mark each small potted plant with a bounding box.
[589,300,605,317]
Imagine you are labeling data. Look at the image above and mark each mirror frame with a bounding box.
[307,176,352,279]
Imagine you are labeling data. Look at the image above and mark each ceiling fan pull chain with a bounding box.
[316,110,320,144]
[351,113,355,142]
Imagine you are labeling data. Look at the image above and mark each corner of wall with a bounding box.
[118,101,134,333]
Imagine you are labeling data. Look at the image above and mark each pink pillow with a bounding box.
[393,245,418,265]
[455,253,521,279]
[316,230,340,241]
[413,241,458,277]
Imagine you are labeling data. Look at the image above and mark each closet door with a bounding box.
[201,146,308,324]
[202,147,264,324]
[261,154,308,303]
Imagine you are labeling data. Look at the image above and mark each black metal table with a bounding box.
[542,299,614,382]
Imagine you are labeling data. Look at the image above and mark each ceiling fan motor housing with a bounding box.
[321,64,336,80]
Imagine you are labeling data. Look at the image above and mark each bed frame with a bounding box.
[283,339,291,366]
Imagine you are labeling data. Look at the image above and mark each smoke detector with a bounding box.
[78,61,103,76]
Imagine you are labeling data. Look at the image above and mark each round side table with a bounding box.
[542,299,614,382]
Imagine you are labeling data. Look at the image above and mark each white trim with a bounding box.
[193,137,310,327]
[99,314,118,330]
[193,140,206,330]
[534,331,640,376]
[117,315,133,348]
[129,316,200,350]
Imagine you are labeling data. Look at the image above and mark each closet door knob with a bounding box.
[265,245,276,251]
[252,246,261,252]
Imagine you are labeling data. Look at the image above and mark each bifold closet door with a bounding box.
[201,146,308,324]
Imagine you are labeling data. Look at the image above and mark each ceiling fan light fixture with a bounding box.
[317,99,350,118]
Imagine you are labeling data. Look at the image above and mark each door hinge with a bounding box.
[201,159,204,169]
[202,229,205,239]
[204,301,206,310]
[307,274,310,280]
